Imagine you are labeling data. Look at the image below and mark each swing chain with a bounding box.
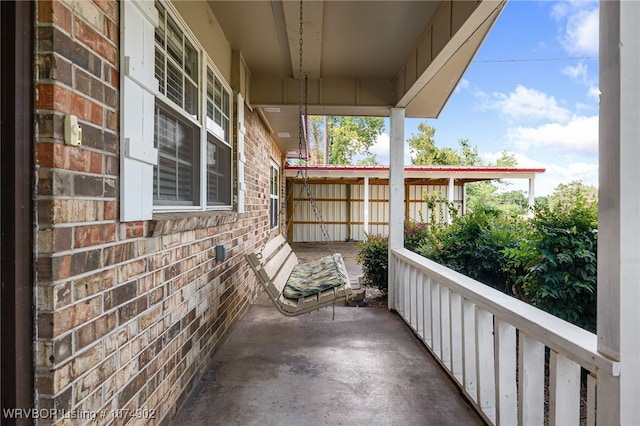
[258,0,347,287]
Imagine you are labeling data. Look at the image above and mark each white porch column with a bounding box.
[446,177,454,223]
[388,107,405,310]
[598,2,640,424]
[528,177,535,217]
[363,176,370,236]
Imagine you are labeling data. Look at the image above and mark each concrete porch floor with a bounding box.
[171,243,484,426]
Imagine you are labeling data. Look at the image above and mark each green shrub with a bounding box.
[504,197,598,332]
[356,199,598,333]
[404,220,432,251]
[356,234,389,292]
[415,209,526,294]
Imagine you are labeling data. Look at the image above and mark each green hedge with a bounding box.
[356,198,598,332]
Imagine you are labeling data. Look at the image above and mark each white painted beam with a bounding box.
[599,1,640,424]
[388,107,405,310]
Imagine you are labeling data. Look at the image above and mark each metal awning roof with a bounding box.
[285,164,545,184]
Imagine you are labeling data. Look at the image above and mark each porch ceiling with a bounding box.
[208,0,506,155]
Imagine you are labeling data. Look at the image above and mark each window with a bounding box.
[270,162,280,230]
[152,1,232,210]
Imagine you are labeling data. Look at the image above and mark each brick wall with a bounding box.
[34,1,271,424]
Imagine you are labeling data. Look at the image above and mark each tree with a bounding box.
[547,180,598,210]
[409,123,463,165]
[495,151,517,167]
[459,139,483,166]
[307,116,325,164]
[326,116,384,164]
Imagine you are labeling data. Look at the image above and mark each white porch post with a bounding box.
[528,177,535,217]
[446,177,454,223]
[363,176,370,236]
[388,107,405,310]
[598,1,640,424]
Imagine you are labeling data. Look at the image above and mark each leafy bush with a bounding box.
[356,234,389,292]
[356,198,598,332]
[415,209,526,294]
[404,220,432,251]
[504,197,598,331]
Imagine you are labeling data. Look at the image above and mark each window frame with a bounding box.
[152,0,234,213]
[269,161,280,231]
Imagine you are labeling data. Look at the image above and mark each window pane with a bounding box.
[207,136,231,206]
[166,17,182,65]
[155,3,165,47]
[166,61,183,106]
[184,40,198,81]
[184,80,198,116]
[270,164,280,229]
[154,106,199,205]
[155,48,166,95]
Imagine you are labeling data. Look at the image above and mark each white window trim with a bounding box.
[152,0,234,213]
[270,160,280,231]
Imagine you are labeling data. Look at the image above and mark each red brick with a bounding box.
[70,92,103,125]
[126,222,145,239]
[37,142,55,167]
[73,269,115,300]
[89,150,103,174]
[53,295,102,336]
[38,0,72,31]
[94,0,119,23]
[104,201,118,221]
[51,254,72,281]
[53,227,73,252]
[75,19,117,65]
[117,259,146,283]
[106,109,118,131]
[75,223,116,248]
[110,67,119,88]
[37,1,53,23]
[65,145,90,172]
[104,14,119,44]
[76,312,117,349]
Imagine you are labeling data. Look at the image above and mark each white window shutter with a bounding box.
[237,94,246,213]
[120,0,159,221]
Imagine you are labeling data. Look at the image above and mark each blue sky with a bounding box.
[371,0,599,196]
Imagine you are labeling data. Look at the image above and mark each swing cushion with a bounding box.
[283,253,349,299]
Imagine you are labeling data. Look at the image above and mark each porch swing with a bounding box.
[245,1,352,316]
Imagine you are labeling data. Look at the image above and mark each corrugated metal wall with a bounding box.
[289,181,464,242]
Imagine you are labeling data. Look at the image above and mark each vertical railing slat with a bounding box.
[389,250,611,426]
[476,307,496,424]
[423,275,432,347]
[431,280,442,358]
[587,372,596,426]
[518,332,545,426]
[440,286,452,370]
[549,350,581,426]
[463,298,477,402]
[416,271,424,339]
[399,259,407,316]
[450,292,463,384]
[495,319,517,426]
[410,267,417,329]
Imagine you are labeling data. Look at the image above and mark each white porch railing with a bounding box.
[390,248,619,426]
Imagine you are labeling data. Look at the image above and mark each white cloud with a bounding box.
[562,62,588,83]
[454,78,470,94]
[552,1,599,56]
[483,85,571,123]
[561,62,598,99]
[484,151,598,197]
[369,132,411,165]
[507,115,598,156]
